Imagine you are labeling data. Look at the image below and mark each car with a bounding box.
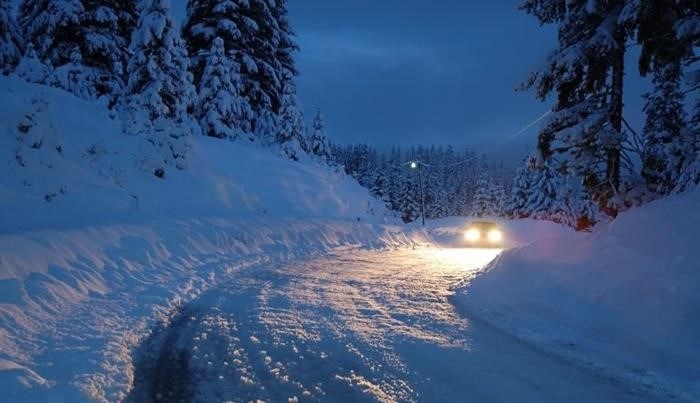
[463,221,503,247]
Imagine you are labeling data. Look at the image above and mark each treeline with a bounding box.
[332,144,513,223]
[513,0,699,229]
[338,2,699,229]
[0,0,331,177]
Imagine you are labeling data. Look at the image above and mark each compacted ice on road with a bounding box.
[129,248,664,402]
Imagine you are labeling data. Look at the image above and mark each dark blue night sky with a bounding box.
[179,1,650,161]
[288,1,556,151]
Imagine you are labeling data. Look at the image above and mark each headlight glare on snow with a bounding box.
[488,229,502,242]
[465,228,481,241]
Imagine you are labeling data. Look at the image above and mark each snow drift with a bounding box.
[0,77,392,232]
[454,188,700,400]
[0,76,426,401]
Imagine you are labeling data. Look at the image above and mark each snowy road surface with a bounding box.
[128,248,665,402]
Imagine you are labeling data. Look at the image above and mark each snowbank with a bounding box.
[0,76,427,401]
[0,77,394,232]
[454,189,700,400]
[0,217,423,402]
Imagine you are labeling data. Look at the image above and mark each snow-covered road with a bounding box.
[128,248,665,402]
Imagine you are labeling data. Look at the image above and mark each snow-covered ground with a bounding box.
[1,75,697,402]
[126,248,666,402]
[0,76,422,401]
[0,77,394,232]
[454,189,700,400]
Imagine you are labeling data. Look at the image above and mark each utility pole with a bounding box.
[410,161,426,226]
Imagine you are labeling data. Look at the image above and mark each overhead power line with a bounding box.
[402,109,552,169]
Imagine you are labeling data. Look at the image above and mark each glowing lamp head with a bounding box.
[487,229,503,242]
[465,228,481,242]
[410,161,418,169]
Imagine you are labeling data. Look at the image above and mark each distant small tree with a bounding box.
[308,106,331,160]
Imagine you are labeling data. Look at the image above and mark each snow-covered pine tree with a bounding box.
[19,0,83,70]
[347,143,362,178]
[271,0,298,82]
[370,167,386,201]
[676,135,700,192]
[241,0,290,140]
[197,36,253,140]
[627,0,693,195]
[363,148,380,187]
[183,0,297,142]
[276,70,306,160]
[182,0,236,86]
[52,46,95,99]
[19,0,136,100]
[383,173,398,212]
[0,0,23,75]
[522,157,563,220]
[272,0,303,152]
[516,154,598,229]
[422,179,437,219]
[270,0,299,104]
[431,188,448,219]
[674,0,700,192]
[493,184,508,217]
[473,186,487,217]
[509,154,538,218]
[641,70,689,195]
[308,106,331,160]
[556,175,600,230]
[384,146,402,211]
[472,175,499,217]
[244,0,282,109]
[78,1,137,99]
[122,0,197,173]
[398,177,420,223]
[676,0,699,124]
[520,0,628,219]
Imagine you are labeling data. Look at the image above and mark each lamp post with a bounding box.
[410,161,426,226]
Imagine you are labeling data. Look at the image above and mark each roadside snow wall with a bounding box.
[454,189,700,400]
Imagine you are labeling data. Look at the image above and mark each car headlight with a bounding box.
[465,228,481,241]
[487,229,502,242]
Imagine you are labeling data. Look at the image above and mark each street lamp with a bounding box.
[409,160,426,226]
